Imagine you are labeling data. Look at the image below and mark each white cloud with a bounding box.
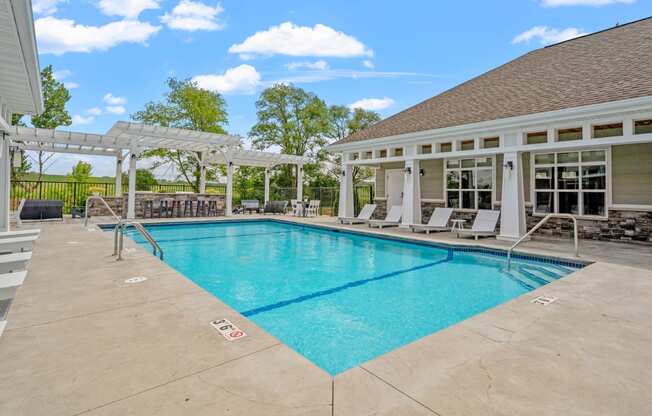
[105,105,126,115]
[192,64,261,95]
[348,97,394,111]
[362,60,375,69]
[541,0,633,6]
[64,82,79,89]
[103,93,127,106]
[512,26,587,45]
[229,22,373,59]
[161,1,224,31]
[286,60,329,70]
[35,16,161,55]
[52,69,72,80]
[270,69,430,85]
[71,114,95,126]
[32,0,66,15]
[98,0,160,18]
[86,107,103,116]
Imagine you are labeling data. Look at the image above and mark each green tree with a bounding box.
[131,78,228,191]
[122,169,158,191]
[9,114,31,178]
[249,84,329,188]
[325,106,381,184]
[68,161,92,182]
[30,65,73,179]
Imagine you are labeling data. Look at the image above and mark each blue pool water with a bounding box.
[120,220,581,375]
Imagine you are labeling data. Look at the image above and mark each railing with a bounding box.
[507,213,579,268]
[114,220,164,261]
[84,195,120,227]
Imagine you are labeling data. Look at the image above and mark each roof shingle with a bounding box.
[335,17,652,145]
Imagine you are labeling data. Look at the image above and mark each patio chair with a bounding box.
[286,199,298,215]
[241,200,261,214]
[410,208,454,234]
[367,205,402,229]
[0,252,32,274]
[339,204,376,225]
[0,229,40,240]
[456,209,501,240]
[305,200,320,217]
[0,235,38,255]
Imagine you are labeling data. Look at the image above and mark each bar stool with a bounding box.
[207,197,219,216]
[195,196,208,217]
[142,199,155,218]
[182,199,194,217]
[160,198,175,218]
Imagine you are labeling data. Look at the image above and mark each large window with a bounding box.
[446,157,494,209]
[533,150,607,217]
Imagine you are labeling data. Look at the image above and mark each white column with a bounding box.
[296,164,303,202]
[498,151,527,241]
[198,152,206,193]
[225,162,234,216]
[401,159,421,227]
[264,167,271,204]
[126,151,137,219]
[114,152,123,197]
[338,163,354,218]
[0,134,10,232]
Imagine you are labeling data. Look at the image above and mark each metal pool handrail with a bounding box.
[114,220,164,261]
[507,213,579,269]
[84,195,120,227]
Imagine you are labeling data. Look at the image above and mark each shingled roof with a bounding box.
[335,17,652,145]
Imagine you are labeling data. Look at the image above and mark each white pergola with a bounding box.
[1,121,309,227]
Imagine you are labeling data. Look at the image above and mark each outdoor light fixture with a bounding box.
[228,161,233,167]
[504,161,514,170]
[404,167,412,174]
[341,170,346,176]
[419,169,425,176]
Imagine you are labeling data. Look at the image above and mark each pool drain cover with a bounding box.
[125,276,148,284]
[211,318,247,341]
[532,295,557,306]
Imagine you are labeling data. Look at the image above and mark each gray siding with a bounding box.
[420,159,443,199]
[375,162,404,197]
[612,143,652,205]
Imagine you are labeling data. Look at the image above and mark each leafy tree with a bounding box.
[325,106,381,184]
[68,161,92,182]
[122,169,158,191]
[29,65,73,179]
[131,78,228,191]
[249,84,329,188]
[9,114,31,178]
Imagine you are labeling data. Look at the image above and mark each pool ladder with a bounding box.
[84,196,164,261]
[507,213,579,269]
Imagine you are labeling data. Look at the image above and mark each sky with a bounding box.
[28,0,650,177]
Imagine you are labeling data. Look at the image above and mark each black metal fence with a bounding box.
[10,180,374,216]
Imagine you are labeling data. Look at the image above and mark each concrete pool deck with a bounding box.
[1,216,651,415]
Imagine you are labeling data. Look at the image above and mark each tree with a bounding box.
[30,65,73,179]
[9,114,31,178]
[68,161,92,182]
[325,106,381,184]
[249,84,329,188]
[122,169,158,191]
[131,78,228,191]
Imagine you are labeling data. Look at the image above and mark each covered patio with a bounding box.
[1,121,309,229]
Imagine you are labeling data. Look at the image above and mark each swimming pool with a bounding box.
[119,220,582,375]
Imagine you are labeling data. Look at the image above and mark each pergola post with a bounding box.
[0,133,10,232]
[296,164,304,202]
[199,151,207,193]
[401,159,421,227]
[126,150,138,219]
[264,167,271,204]
[114,152,123,197]
[338,163,354,219]
[225,162,234,216]
[498,151,527,241]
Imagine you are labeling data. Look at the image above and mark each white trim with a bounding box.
[610,204,652,212]
[421,198,445,203]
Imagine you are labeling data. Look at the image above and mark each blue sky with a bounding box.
[30,0,650,176]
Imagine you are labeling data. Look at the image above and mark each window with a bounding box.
[362,151,372,159]
[460,140,475,151]
[352,153,359,160]
[634,119,652,135]
[557,127,582,142]
[446,157,494,209]
[592,123,623,138]
[379,149,387,158]
[533,150,607,217]
[526,131,548,145]
[439,142,452,152]
[419,144,432,154]
[482,137,500,148]
[392,147,403,157]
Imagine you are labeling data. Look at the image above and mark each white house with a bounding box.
[330,17,652,243]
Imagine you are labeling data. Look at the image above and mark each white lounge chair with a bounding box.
[367,205,402,229]
[339,204,376,225]
[0,229,40,239]
[0,252,32,274]
[410,208,454,234]
[0,236,38,254]
[456,209,500,240]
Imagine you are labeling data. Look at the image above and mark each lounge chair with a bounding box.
[263,201,287,214]
[0,252,32,274]
[456,209,500,240]
[0,229,40,239]
[339,204,376,225]
[0,235,38,255]
[367,205,402,229]
[410,208,454,234]
[241,200,261,214]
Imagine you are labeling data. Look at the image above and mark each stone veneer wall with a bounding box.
[372,199,387,219]
[88,193,226,218]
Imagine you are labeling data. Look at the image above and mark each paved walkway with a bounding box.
[0,216,650,415]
